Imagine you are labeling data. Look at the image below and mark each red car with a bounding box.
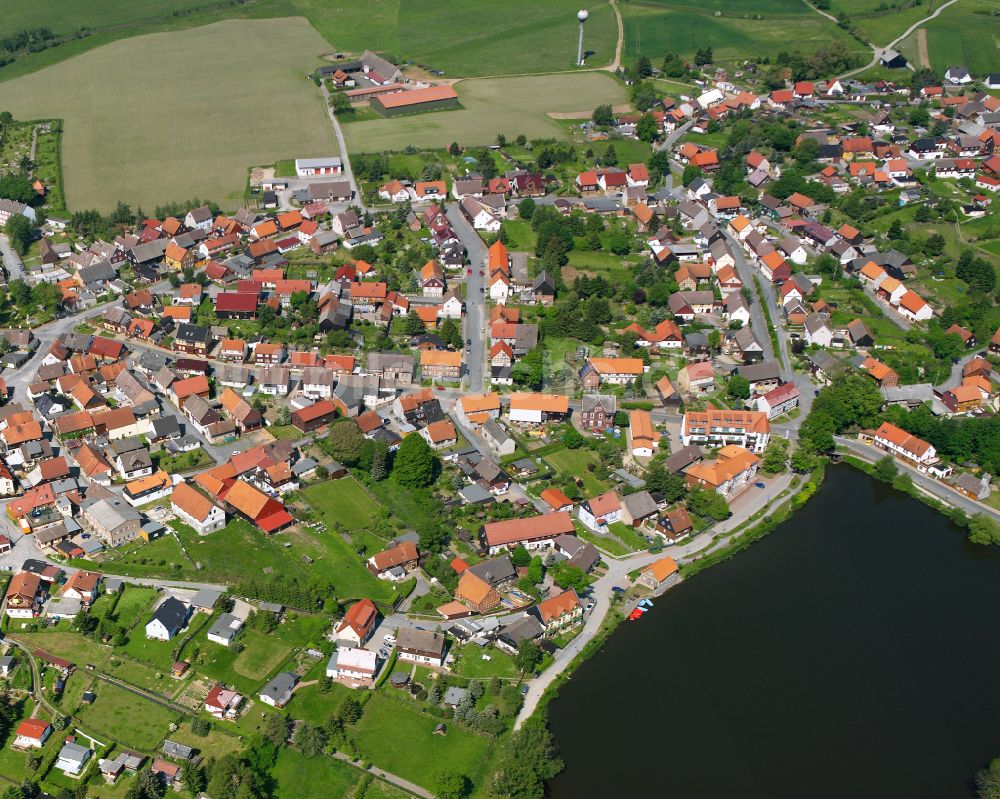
[466,268,472,274]
[478,270,484,276]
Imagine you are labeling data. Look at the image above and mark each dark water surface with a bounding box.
[547,465,1000,799]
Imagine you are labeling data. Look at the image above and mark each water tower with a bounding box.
[576,9,589,66]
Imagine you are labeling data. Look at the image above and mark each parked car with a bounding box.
[755,481,765,489]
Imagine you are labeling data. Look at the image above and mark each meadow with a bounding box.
[343,72,626,153]
[77,681,181,750]
[896,0,1000,75]
[619,0,863,67]
[0,18,337,211]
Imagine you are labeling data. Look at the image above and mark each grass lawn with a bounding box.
[0,18,336,211]
[267,424,302,441]
[577,527,630,557]
[344,72,626,153]
[120,629,183,671]
[12,630,113,668]
[304,478,382,531]
[353,694,493,790]
[544,447,611,496]
[77,681,182,750]
[897,0,1000,74]
[608,521,649,552]
[96,518,396,604]
[272,747,360,799]
[169,720,244,759]
[451,647,519,680]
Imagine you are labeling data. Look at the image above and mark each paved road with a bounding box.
[835,435,1000,521]
[319,84,363,211]
[445,203,487,392]
[0,234,25,282]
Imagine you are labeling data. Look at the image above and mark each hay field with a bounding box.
[343,72,627,153]
[896,0,1000,75]
[0,18,336,211]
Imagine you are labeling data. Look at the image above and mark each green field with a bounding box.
[77,681,182,750]
[303,478,381,531]
[545,446,612,496]
[896,0,1000,75]
[0,18,337,211]
[344,72,627,153]
[93,516,396,603]
[620,0,864,67]
[353,694,493,789]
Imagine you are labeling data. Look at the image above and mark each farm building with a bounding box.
[372,86,460,117]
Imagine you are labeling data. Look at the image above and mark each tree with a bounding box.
[644,462,686,502]
[694,46,713,65]
[511,546,531,567]
[887,218,904,241]
[449,142,461,156]
[514,640,543,676]
[262,713,290,746]
[293,722,328,757]
[727,375,750,400]
[591,104,614,127]
[433,771,471,799]
[339,697,364,725]
[602,144,618,167]
[190,717,211,736]
[681,164,702,187]
[403,311,426,336]
[477,150,497,180]
[790,447,818,474]
[392,432,439,488]
[762,438,789,474]
[687,487,729,521]
[914,203,931,223]
[326,420,363,466]
[518,197,536,221]
[428,681,444,706]
[417,518,449,554]
[636,114,659,143]
[976,757,1000,799]
[183,763,207,796]
[562,427,584,449]
[873,455,898,483]
[329,92,353,115]
[3,214,32,256]
[968,515,1000,546]
[488,721,563,799]
[550,563,587,593]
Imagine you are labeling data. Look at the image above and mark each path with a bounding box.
[330,751,432,799]
[917,28,930,69]
[832,0,961,78]
[603,0,624,73]
[318,83,363,211]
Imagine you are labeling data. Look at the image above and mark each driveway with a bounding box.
[444,203,487,392]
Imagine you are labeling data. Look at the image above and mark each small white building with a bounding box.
[326,646,379,686]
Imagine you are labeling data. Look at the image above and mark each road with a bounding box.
[0,234,25,283]
[937,348,985,390]
[445,203,487,392]
[835,435,1000,522]
[319,83,363,211]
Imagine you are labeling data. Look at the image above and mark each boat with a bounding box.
[628,608,644,620]
[639,599,654,609]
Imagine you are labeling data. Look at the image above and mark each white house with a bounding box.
[295,157,342,177]
[207,613,243,647]
[803,313,833,347]
[12,719,51,749]
[57,742,91,775]
[489,274,510,304]
[0,199,36,227]
[326,646,378,685]
[170,483,226,535]
[945,66,972,85]
[145,597,191,641]
[577,490,621,533]
[259,672,298,708]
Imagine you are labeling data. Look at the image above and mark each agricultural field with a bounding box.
[0,18,336,211]
[826,0,938,47]
[895,0,1000,75]
[343,72,627,153]
[619,0,863,67]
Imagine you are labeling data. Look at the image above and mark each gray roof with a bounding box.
[663,444,704,474]
[207,613,242,643]
[459,484,492,504]
[58,741,91,764]
[396,627,446,657]
[260,671,298,702]
[581,394,615,414]
[482,419,511,447]
[190,588,222,609]
[87,497,140,531]
[498,614,544,647]
[620,490,658,520]
[442,686,469,706]
[162,740,193,759]
[468,555,516,586]
[737,361,781,382]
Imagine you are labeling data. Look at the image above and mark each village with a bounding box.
[0,34,998,799]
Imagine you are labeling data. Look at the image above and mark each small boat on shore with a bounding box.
[639,599,654,609]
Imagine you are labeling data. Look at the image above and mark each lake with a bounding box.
[547,465,1000,799]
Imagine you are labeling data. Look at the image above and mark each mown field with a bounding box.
[896,0,1000,75]
[826,0,939,47]
[0,18,336,211]
[620,0,864,66]
[343,72,626,153]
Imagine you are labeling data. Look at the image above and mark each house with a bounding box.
[872,421,940,471]
[897,290,933,322]
[204,684,244,720]
[941,383,985,414]
[397,627,447,667]
[57,741,92,775]
[803,313,834,347]
[171,482,225,535]
[145,596,191,640]
[13,719,51,749]
[85,498,142,546]
[4,572,42,618]
[295,157,342,176]
[326,647,378,686]
[657,507,693,542]
[482,511,575,555]
[540,488,574,513]
[508,393,570,425]
[534,589,583,635]
[946,65,972,84]
[636,557,679,590]
[336,598,380,645]
[422,419,458,450]
[291,400,338,432]
[578,490,621,533]
[580,394,615,432]
[207,613,243,647]
[61,570,101,604]
[619,490,658,528]
[681,408,770,453]
[629,409,660,457]
[172,324,212,356]
[684,444,761,497]
[579,357,644,389]
[259,672,298,708]
[368,541,419,579]
[481,419,515,456]
[859,356,898,388]
[218,478,293,533]
[677,361,715,394]
[421,350,462,380]
[756,383,800,418]
[455,571,500,613]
